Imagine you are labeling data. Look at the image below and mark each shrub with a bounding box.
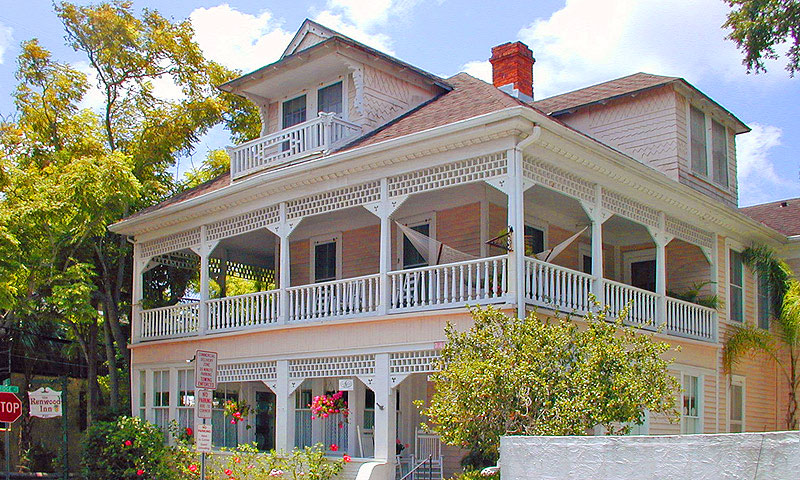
[81,416,175,480]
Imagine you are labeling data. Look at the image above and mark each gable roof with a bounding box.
[740,197,800,236]
[532,72,749,134]
[281,19,340,58]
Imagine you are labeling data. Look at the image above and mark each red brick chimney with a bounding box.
[490,41,535,99]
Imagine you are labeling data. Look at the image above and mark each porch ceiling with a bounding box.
[603,215,654,246]
[213,228,277,263]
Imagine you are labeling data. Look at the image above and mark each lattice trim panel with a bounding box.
[286,181,381,220]
[388,152,507,198]
[522,156,596,203]
[289,355,376,379]
[390,350,440,374]
[217,361,277,383]
[140,228,201,259]
[207,205,280,242]
[151,253,275,283]
[601,189,660,229]
[665,215,714,250]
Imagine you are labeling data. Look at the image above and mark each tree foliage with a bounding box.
[724,0,800,75]
[422,305,679,460]
[724,244,800,428]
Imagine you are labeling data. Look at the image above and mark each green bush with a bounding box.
[81,416,176,480]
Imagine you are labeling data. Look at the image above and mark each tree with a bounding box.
[723,244,800,428]
[724,0,800,75]
[422,305,679,463]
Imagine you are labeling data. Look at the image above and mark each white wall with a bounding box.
[500,432,800,480]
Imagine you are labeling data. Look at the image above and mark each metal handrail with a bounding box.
[400,455,433,480]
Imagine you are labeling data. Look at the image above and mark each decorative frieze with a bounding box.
[139,228,201,259]
[388,152,507,198]
[522,155,596,203]
[217,360,277,383]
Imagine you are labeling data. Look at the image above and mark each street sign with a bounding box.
[194,350,218,390]
[28,387,62,418]
[0,393,22,423]
[195,424,212,453]
[196,389,212,419]
[0,386,18,394]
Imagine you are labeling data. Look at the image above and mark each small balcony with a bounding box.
[228,113,361,180]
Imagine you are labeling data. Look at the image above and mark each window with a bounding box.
[212,386,239,448]
[152,370,170,436]
[623,249,656,292]
[729,377,745,433]
[363,388,375,430]
[282,95,307,128]
[139,371,146,420]
[579,244,593,275]
[690,106,708,176]
[311,234,340,283]
[178,369,195,431]
[711,120,728,187]
[524,225,545,255]
[729,249,744,322]
[295,389,313,448]
[681,374,702,434]
[757,273,771,329]
[318,82,343,115]
[323,391,348,450]
[402,222,430,269]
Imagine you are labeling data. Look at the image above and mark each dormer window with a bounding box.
[689,104,729,188]
[282,95,307,128]
[318,82,343,115]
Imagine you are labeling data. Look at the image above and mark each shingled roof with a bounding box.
[532,73,679,115]
[740,198,800,236]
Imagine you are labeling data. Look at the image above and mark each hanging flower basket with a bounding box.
[310,391,349,421]
[224,399,252,428]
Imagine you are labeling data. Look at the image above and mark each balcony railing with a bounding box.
[228,113,362,180]
[135,254,717,344]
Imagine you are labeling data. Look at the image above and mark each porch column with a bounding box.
[278,202,292,324]
[654,213,670,327]
[274,360,295,451]
[373,353,397,466]
[347,380,363,457]
[589,186,605,307]
[507,148,525,319]
[131,242,144,343]
[378,178,391,316]
[198,225,210,335]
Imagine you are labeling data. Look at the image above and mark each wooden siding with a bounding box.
[666,239,712,296]
[342,225,380,278]
[436,203,482,257]
[360,64,437,131]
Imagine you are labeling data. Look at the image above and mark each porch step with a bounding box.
[335,459,390,480]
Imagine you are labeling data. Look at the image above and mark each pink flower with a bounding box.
[124,440,133,447]
[230,419,236,424]
[185,427,193,436]
[330,443,339,451]
[136,469,144,476]
[343,454,352,463]
[188,464,198,473]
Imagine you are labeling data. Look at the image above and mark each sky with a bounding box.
[0,0,798,207]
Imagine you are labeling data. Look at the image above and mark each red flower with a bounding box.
[234,457,241,463]
[124,440,133,447]
[185,427,193,436]
[224,469,233,476]
[136,469,144,476]
[330,443,339,451]
[343,454,352,463]
[188,464,198,473]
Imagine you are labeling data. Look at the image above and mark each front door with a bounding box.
[630,259,656,292]
[255,391,276,451]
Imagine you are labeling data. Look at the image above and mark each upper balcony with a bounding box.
[228,113,361,180]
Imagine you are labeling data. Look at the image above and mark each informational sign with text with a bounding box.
[196,389,212,419]
[195,350,218,390]
[195,423,212,453]
[28,387,62,418]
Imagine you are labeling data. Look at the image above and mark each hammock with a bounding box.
[396,222,588,265]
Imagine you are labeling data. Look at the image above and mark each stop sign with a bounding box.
[0,392,22,423]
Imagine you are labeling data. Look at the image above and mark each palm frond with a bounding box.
[723,324,779,373]
[743,244,794,313]
[779,280,800,348]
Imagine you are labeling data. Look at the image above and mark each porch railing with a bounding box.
[388,255,508,311]
[603,279,659,327]
[287,274,380,322]
[228,114,361,179]
[207,289,280,332]
[523,256,594,313]
[666,297,716,341]
[140,302,199,339]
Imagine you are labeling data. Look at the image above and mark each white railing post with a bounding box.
[322,112,334,151]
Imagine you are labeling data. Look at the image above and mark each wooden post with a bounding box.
[590,185,605,308]
[372,354,396,465]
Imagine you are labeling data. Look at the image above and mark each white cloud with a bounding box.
[736,123,799,205]
[311,10,395,54]
[0,23,12,65]
[190,4,294,72]
[458,0,787,99]
[462,60,491,83]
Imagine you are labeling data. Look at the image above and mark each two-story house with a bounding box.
[109,19,797,479]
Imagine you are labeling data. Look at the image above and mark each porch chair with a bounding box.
[412,430,443,480]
